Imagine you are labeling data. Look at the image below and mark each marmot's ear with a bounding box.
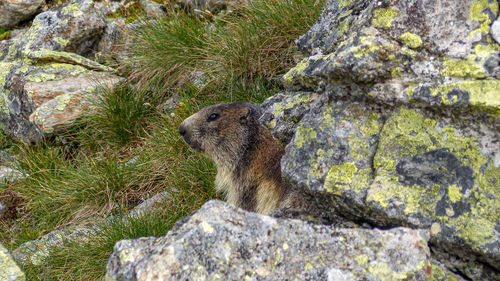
[239,107,252,123]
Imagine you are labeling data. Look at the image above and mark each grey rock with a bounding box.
[12,227,95,267]
[96,17,131,64]
[157,95,180,113]
[266,0,500,279]
[0,0,121,142]
[105,200,431,281]
[128,192,171,217]
[0,243,25,281]
[140,0,167,19]
[0,166,24,183]
[0,0,45,28]
[491,19,500,45]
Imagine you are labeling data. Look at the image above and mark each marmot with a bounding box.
[178,102,302,214]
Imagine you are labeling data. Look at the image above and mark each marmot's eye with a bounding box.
[207,113,219,122]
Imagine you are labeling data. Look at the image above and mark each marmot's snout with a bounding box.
[179,119,202,151]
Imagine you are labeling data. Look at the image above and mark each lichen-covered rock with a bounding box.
[0,0,45,29]
[27,72,122,134]
[261,0,500,279]
[95,17,131,64]
[0,0,121,142]
[0,243,25,281]
[12,227,94,267]
[140,0,167,19]
[105,200,431,281]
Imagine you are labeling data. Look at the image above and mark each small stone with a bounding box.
[491,20,500,45]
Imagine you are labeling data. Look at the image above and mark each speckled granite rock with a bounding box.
[0,166,24,183]
[0,0,120,142]
[260,0,499,280]
[105,200,431,281]
[0,243,25,281]
[0,0,45,29]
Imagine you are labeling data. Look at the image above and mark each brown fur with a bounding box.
[179,102,300,214]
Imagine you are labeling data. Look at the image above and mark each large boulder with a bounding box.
[105,200,431,281]
[0,243,25,281]
[0,0,122,142]
[260,0,499,280]
[0,0,45,28]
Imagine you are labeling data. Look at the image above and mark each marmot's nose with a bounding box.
[178,124,186,136]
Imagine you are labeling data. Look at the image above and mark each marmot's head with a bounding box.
[179,102,261,165]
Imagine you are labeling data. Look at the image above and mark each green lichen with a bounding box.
[338,0,355,9]
[470,0,499,36]
[370,107,498,247]
[294,126,317,149]
[0,28,11,41]
[54,37,70,48]
[391,67,402,78]
[441,57,488,79]
[324,162,358,195]
[270,92,316,127]
[430,80,500,113]
[400,46,417,57]
[29,49,115,72]
[353,36,381,58]
[399,32,422,49]
[0,245,26,281]
[372,7,398,28]
[283,57,322,89]
[338,18,349,36]
[55,94,73,111]
[62,3,85,17]
[447,185,462,203]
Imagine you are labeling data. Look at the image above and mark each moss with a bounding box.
[0,28,11,41]
[372,7,398,28]
[399,32,422,49]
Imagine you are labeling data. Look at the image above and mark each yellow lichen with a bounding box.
[372,7,398,28]
[399,32,422,49]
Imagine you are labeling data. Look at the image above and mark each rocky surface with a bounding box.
[0,0,122,142]
[12,192,170,268]
[0,0,45,29]
[260,0,500,280]
[0,243,25,281]
[106,200,431,281]
[0,166,24,183]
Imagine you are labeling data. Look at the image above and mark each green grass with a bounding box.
[127,0,323,92]
[0,0,324,279]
